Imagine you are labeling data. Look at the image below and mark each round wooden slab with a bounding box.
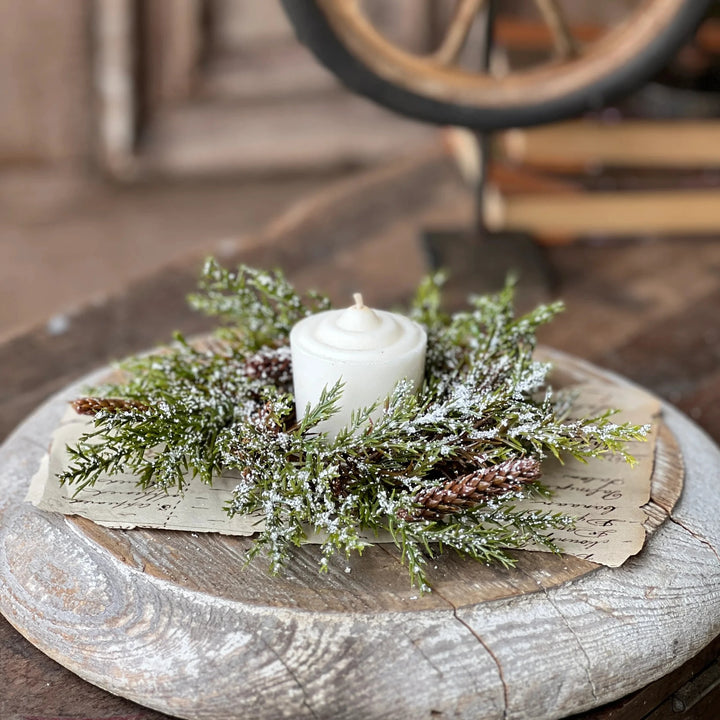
[1,350,719,720]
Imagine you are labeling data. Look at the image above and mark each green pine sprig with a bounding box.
[187,257,330,350]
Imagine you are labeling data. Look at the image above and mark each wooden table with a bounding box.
[1,150,719,719]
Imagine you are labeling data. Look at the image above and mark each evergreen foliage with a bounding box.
[60,259,648,591]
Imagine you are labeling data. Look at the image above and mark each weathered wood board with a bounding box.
[0,349,718,720]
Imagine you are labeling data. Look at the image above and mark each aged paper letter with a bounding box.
[28,381,662,566]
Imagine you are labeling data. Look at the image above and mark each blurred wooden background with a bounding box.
[0,0,646,175]
[2,0,712,341]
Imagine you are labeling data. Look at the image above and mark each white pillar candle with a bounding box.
[290,293,427,438]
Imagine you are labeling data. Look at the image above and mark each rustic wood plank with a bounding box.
[675,369,720,442]
[502,120,720,169]
[539,238,720,361]
[485,187,720,236]
[595,285,720,403]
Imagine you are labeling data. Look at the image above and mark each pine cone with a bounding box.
[248,402,283,435]
[71,397,148,416]
[244,346,292,388]
[330,475,349,498]
[398,458,541,522]
[329,462,359,498]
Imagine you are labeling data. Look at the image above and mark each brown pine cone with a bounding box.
[329,461,360,498]
[248,401,283,435]
[244,346,292,388]
[329,475,350,498]
[398,458,541,522]
[71,397,148,416]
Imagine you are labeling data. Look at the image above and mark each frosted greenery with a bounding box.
[59,258,648,591]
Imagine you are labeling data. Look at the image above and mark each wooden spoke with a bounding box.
[316,0,688,112]
[534,0,577,58]
[433,0,488,66]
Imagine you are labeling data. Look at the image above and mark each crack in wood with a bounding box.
[404,628,447,681]
[262,639,321,720]
[434,588,509,720]
[668,514,720,564]
[540,588,599,704]
[517,566,600,704]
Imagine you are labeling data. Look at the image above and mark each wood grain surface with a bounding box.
[1,149,720,719]
[0,357,714,720]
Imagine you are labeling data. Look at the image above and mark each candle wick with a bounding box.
[353,292,365,309]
